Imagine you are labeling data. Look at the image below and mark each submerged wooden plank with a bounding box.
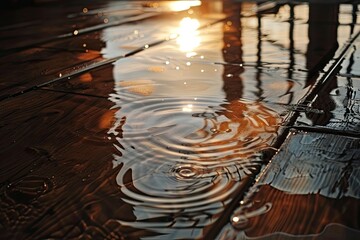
[217,130,360,239]
[0,88,279,239]
[296,75,360,134]
[0,9,222,100]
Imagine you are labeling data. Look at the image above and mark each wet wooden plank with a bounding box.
[0,90,163,239]
[0,0,158,52]
[296,74,360,134]
[0,89,279,239]
[0,8,221,100]
[42,2,360,108]
[216,130,360,240]
[0,10,164,99]
[294,13,360,134]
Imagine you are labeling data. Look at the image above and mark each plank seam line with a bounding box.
[0,18,224,102]
[0,12,161,58]
[291,125,360,139]
[38,88,108,99]
[205,29,360,240]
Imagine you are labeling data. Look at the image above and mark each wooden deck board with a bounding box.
[0,88,273,239]
[296,38,360,134]
[0,90,168,239]
[1,1,360,239]
[0,10,222,101]
[217,130,360,239]
[0,90,123,238]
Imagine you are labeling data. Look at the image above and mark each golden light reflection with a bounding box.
[182,104,193,112]
[176,17,201,52]
[99,110,117,130]
[79,73,93,82]
[168,1,201,12]
[118,79,154,96]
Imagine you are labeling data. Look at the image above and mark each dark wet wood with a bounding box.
[0,89,263,239]
[217,130,360,239]
[0,90,162,239]
[1,1,360,239]
[295,39,360,134]
[0,9,221,100]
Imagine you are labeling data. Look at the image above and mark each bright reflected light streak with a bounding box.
[182,104,193,112]
[168,1,201,11]
[176,17,201,52]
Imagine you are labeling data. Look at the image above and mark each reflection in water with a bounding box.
[106,2,282,239]
[306,3,339,85]
[103,0,358,238]
[176,17,201,53]
[168,1,202,12]
[109,96,280,238]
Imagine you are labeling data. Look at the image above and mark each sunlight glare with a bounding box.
[176,17,201,52]
[169,1,201,11]
[182,104,193,112]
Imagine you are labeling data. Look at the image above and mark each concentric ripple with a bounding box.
[111,97,281,165]
[109,96,282,234]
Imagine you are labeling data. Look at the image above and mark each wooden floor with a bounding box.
[0,1,359,239]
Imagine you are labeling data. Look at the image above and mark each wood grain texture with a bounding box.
[296,36,360,134]
[0,90,128,239]
[296,74,360,134]
[217,130,360,239]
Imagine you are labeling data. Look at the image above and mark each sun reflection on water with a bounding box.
[168,1,201,12]
[176,17,201,53]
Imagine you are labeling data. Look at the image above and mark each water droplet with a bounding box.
[231,202,272,230]
[83,8,88,13]
[174,165,198,179]
[226,74,233,78]
[200,55,204,59]
[58,73,62,77]
[179,168,195,178]
[186,62,191,66]
[210,128,218,133]
[165,61,170,65]
[104,18,109,23]
[82,43,87,47]
[232,215,248,229]
[176,66,180,70]
[201,69,204,73]
[184,82,187,85]
[144,44,149,49]
[227,21,232,26]
[73,30,79,35]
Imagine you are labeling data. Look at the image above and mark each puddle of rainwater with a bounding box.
[1,1,360,239]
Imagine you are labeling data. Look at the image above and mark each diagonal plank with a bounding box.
[0,90,161,239]
[217,130,360,240]
[295,37,360,135]
[0,8,223,101]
